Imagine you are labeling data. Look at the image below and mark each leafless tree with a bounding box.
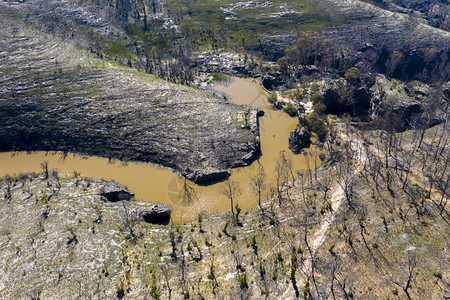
[121,203,139,240]
[336,160,355,209]
[317,170,333,211]
[220,179,241,218]
[389,252,418,300]
[274,151,291,205]
[159,265,172,300]
[250,164,267,208]
[40,161,49,180]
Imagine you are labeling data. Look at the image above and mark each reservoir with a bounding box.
[0,77,317,223]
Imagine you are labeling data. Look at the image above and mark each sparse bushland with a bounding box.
[1,113,448,298]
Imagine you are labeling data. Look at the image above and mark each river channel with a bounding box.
[0,77,315,223]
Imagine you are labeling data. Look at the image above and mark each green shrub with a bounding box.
[283,103,297,117]
[239,273,248,289]
[150,284,160,298]
[305,111,328,141]
[274,100,286,110]
[117,284,125,299]
[291,253,297,265]
[259,262,266,275]
[209,73,227,83]
[344,67,360,84]
[290,267,296,280]
[310,91,324,104]
[222,220,230,234]
[303,284,310,299]
[328,243,335,252]
[267,92,277,104]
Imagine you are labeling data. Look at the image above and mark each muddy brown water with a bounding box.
[0,77,317,223]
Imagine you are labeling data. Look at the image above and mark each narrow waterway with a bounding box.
[0,77,316,223]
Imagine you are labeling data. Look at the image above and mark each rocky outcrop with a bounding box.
[288,127,311,154]
[138,204,172,224]
[100,182,134,202]
[185,169,231,184]
[370,75,427,127]
[262,75,283,91]
[241,139,261,164]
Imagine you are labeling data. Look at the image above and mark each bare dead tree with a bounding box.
[40,161,49,180]
[317,171,333,211]
[389,252,418,300]
[121,203,139,240]
[329,257,349,300]
[250,164,267,209]
[274,151,290,205]
[336,160,355,210]
[159,265,172,300]
[220,179,241,218]
[303,150,313,184]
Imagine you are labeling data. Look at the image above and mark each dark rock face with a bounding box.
[100,182,134,202]
[185,170,231,184]
[288,127,311,154]
[354,87,370,108]
[262,75,282,91]
[322,86,372,118]
[139,204,172,225]
[323,89,342,114]
[382,102,424,128]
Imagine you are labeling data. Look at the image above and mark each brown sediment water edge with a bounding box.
[0,77,320,223]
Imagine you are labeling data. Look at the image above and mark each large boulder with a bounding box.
[138,204,172,225]
[100,182,134,202]
[185,169,231,184]
[288,127,311,154]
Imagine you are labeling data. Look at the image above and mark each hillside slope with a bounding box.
[0,4,260,183]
